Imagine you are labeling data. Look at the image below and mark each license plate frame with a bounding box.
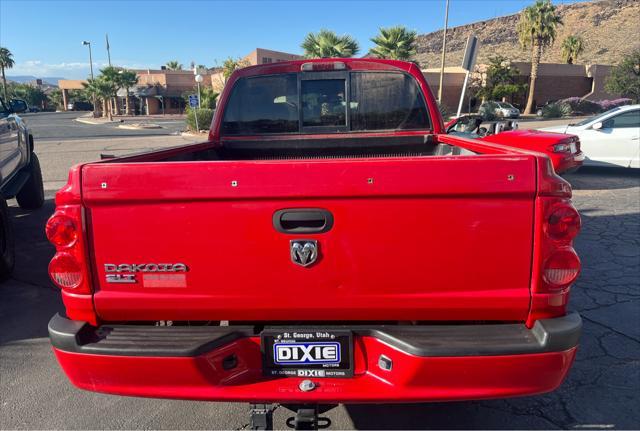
[261,329,353,378]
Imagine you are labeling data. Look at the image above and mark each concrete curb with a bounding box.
[118,123,162,130]
[181,131,209,138]
[75,117,113,125]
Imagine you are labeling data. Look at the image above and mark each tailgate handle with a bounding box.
[273,209,334,234]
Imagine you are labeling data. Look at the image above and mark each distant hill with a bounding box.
[6,76,64,86]
[414,0,640,68]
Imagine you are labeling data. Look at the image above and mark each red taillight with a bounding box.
[551,136,579,153]
[528,163,582,326]
[543,249,581,289]
[550,143,570,153]
[46,214,78,247]
[46,206,91,295]
[49,252,83,289]
[546,205,581,241]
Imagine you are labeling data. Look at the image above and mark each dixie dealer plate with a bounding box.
[261,329,353,378]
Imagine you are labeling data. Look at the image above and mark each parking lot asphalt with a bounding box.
[20,111,187,141]
[0,115,638,430]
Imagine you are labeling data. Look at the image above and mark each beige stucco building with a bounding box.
[59,48,304,114]
[59,69,218,115]
[210,48,304,92]
[424,62,618,113]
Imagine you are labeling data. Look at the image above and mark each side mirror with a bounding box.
[592,122,603,130]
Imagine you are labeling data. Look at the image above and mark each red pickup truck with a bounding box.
[47,59,582,427]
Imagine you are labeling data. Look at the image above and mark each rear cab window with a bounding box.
[221,70,431,135]
[221,74,299,135]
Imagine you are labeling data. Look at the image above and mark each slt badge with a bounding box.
[290,240,318,267]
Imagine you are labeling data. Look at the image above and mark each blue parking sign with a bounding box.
[188,95,199,108]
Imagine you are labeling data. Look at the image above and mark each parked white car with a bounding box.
[541,105,640,168]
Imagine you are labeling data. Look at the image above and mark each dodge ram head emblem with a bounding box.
[290,240,318,267]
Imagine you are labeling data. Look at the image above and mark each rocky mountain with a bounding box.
[414,0,640,68]
[7,76,64,86]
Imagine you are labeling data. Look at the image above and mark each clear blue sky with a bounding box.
[1,0,584,79]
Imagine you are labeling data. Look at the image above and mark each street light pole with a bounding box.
[194,70,204,132]
[105,34,112,67]
[195,76,202,109]
[82,41,97,117]
[437,0,450,104]
[82,41,94,79]
[195,66,203,109]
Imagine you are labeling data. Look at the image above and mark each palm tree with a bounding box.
[517,0,563,114]
[222,57,249,82]
[369,26,417,61]
[0,47,15,102]
[301,30,359,58]
[165,61,183,71]
[99,66,122,115]
[82,78,102,117]
[83,77,116,120]
[116,69,138,115]
[561,35,584,64]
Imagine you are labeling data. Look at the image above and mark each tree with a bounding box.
[470,55,527,103]
[116,69,138,115]
[561,35,584,64]
[199,86,219,109]
[369,26,417,61]
[10,83,48,108]
[0,47,15,101]
[605,50,640,102]
[48,88,63,111]
[83,77,116,120]
[301,29,359,58]
[517,0,563,114]
[222,57,249,82]
[165,61,183,71]
[99,66,123,115]
[68,89,90,104]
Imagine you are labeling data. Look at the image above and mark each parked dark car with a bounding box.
[67,101,93,111]
[536,99,558,117]
[9,99,28,113]
[0,97,45,279]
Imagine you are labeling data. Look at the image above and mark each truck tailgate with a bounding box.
[83,155,536,322]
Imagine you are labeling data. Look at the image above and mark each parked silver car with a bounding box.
[480,101,520,119]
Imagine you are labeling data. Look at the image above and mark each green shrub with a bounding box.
[199,87,219,109]
[542,102,572,118]
[559,97,600,115]
[186,108,214,131]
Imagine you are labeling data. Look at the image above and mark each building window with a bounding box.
[262,57,272,64]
